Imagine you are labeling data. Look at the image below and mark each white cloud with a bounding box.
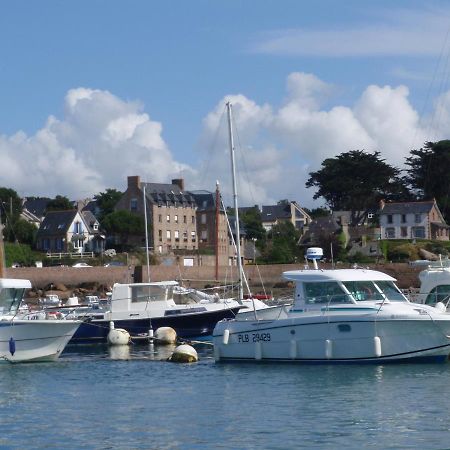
[0,73,445,210]
[250,7,450,57]
[0,88,196,199]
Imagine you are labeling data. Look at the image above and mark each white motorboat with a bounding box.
[0,278,80,362]
[417,258,450,307]
[69,280,242,343]
[213,248,450,363]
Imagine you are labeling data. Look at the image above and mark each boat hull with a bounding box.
[71,307,242,343]
[213,315,450,363]
[0,320,80,362]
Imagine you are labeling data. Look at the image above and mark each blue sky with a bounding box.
[1,1,450,207]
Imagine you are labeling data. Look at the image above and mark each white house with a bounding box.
[379,200,450,241]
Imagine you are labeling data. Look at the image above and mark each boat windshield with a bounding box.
[0,288,25,315]
[342,281,384,302]
[373,280,407,302]
[425,285,450,305]
[131,285,174,302]
[303,282,351,304]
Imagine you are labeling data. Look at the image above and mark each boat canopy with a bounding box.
[0,278,32,289]
[283,269,396,283]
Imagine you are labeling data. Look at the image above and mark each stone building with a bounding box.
[115,176,198,254]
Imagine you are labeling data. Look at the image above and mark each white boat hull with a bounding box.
[0,320,80,362]
[213,315,450,363]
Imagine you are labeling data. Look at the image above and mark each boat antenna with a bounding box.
[330,242,334,269]
[143,184,151,283]
[226,102,243,303]
[0,208,5,277]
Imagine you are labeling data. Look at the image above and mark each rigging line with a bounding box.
[231,112,261,208]
[411,24,450,148]
[197,107,227,190]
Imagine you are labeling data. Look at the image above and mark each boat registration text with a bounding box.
[237,333,271,343]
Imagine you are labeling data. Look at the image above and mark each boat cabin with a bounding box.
[0,278,31,316]
[110,281,180,312]
[283,269,407,311]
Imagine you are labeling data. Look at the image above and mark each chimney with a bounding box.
[172,178,185,191]
[128,176,141,189]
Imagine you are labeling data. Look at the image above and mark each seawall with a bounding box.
[5,262,423,290]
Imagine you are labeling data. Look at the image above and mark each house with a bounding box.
[299,216,341,247]
[36,210,105,254]
[114,176,198,254]
[261,200,311,232]
[379,199,450,240]
[21,197,51,227]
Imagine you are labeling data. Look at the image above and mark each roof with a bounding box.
[23,197,51,218]
[36,210,78,237]
[283,268,396,283]
[142,182,196,207]
[381,201,435,215]
[188,190,224,212]
[81,210,101,234]
[261,204,291,222]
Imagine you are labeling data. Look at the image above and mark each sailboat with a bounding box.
[0,217,80,362]
[222,101,289,320]
[68,184,243,343]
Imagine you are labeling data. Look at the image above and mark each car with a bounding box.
[104,261,125,267]
[72,262,93,268]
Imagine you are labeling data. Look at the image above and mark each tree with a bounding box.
[46,195,73,211]
[306,150,410,225]
[263,222,301,264]
[102,210,145,248]
[4,218,37,246]
[94,189,123,221]
[405,140,450,221]
[239,207,266,247]
[0,187,22,224]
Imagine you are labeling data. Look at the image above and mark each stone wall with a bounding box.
[5,262,423,290]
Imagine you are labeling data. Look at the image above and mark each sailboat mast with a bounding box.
[226,102,243,302]
[215,180,220,281]
[143,184,151,283]
[0,210,5,278]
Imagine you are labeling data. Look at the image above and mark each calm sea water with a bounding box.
[1,343,450,449]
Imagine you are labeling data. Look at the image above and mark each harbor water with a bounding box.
[2,343,450,449]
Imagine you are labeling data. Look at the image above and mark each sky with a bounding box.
[2,1,450,209]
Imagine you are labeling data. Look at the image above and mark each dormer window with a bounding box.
[93,223,98,231]
[130,198,138,212]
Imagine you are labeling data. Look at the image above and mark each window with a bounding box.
[158,214,162,223]
[192,216,195,224]
[158,230,162,241]
[415,214,421,223]
[386,227,395,238]
[183,215,187,224]
[401,214,406,223]
[400,226,408,238]
[0,288,25,315]
[166,230,171,240]
[425,285,450,306]
[166,215,170,223]
[342,281,384,302]
[374,281,406,302]
[387,214,393,224]
[174,230,179,241]
[130,198,138,212]
[303,282,349,304]
[183,231,188,242]
[201,230,207,240]
[93,223,98,231]
[412,226,425,238]
[174,215,178,223]
[74,221,82,233]
[201,213,206,224]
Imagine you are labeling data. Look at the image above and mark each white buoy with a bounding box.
[155,327,177,344]
[325,339,333,359]
[107,321,130,346]
[255,341,262,360]
[289,339,297,359]
[169,344,198,363]
[374,336,382,357]
[223,329,230,345]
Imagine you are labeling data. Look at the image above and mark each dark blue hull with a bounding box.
[71,307,241,343]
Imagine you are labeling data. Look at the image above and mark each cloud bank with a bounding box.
[1,73,450,208]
